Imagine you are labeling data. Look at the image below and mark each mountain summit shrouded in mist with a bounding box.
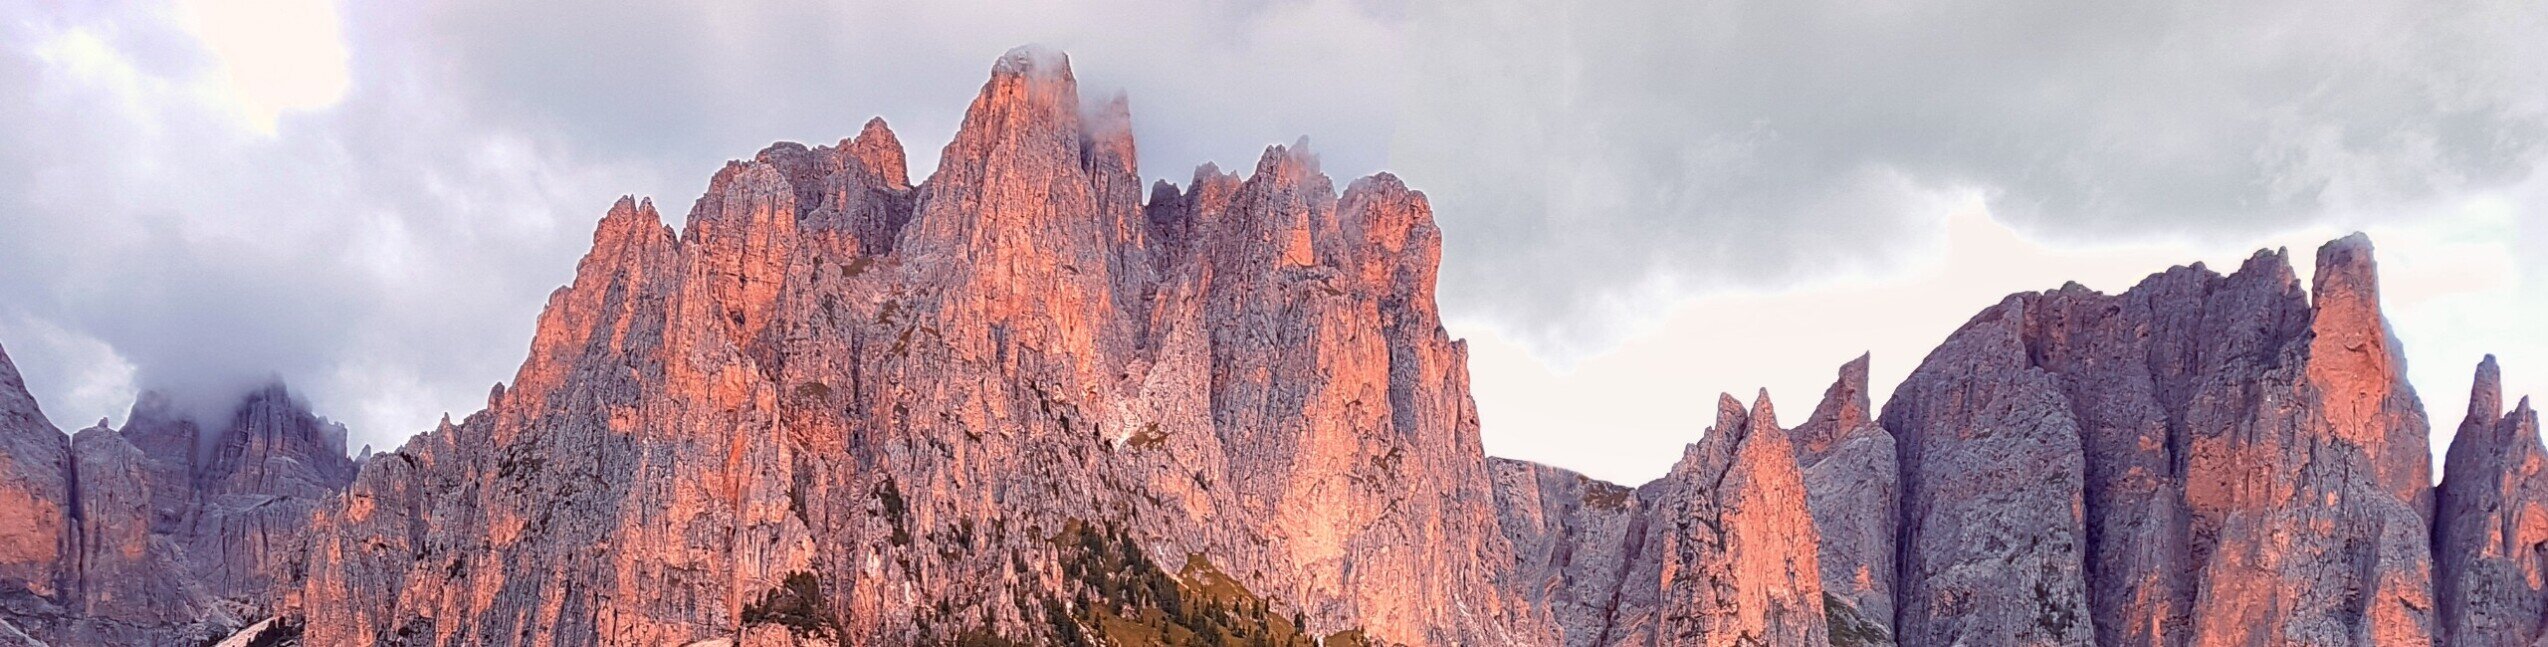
[1,48,2542,647]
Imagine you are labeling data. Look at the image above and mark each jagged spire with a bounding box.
[1794,353,1873,465]
[2470,354,2503,422]
[849,117,910,191]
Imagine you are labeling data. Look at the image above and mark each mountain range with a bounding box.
[0,47,2539,647]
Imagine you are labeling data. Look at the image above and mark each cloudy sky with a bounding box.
[2,0,2542,484]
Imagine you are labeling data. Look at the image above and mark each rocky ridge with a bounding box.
[0,363,356,644]
[0,47,2539,647]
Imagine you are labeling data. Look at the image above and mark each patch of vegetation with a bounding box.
[2032,574,2079,638]
[1580,480,1634,511]
[1126,423,1170,450]
[843,255,874,278]
[742,571,836,638]
[494,446,545,480]
[794,381,833,400]
[874,478,912,546]
[1047,519,1341,647]
[786,478,808,521]
[949,628,1028,647]
[244,618,305,647]
[1823,593,1890,647]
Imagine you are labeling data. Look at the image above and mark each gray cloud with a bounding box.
[1394,0,2548,356]
[0,0,633,441]
[411,0,1410,208]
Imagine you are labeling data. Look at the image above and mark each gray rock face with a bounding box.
[0,367,356,646]
[1495,392,1831,647]
[68,422,230,645]
[1492,458,1645,647]
[2435,356,2548,646]
[1883,294,2097,647]
[0,344,74,639]
[1793,355,1898,646]
[1881,235,2439,647]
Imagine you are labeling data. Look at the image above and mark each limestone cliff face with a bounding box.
[2435,357,2548,646]
[290,47,1535,647]
[1639,394,1827,646]
[1493,458,1645,647]
[0,360,356,645]
[1793,356,1898,646]
[0,345,74,642]
[1494,392,1831,647]
[1883,235,2439,647]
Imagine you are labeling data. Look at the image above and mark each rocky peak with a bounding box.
[1640,388,1827,645]
[200,382,356,498]
[1081,91,1136,176]
[1710,392,1747,442]
[1747,389,1779,440]
[847,117,910,191]
[2303,232,2433,518]
[1145,162,1243,260]
[934,45,1085,182]
[118,389,203,465]
[1792,354,1898,643]
[0,341,45,430]
[2436,356,2548,645]
[0,341,74,614]
[1338,173,1442,312]
[594,196,676,259]
[2468,354,2504,424]
[1792,353,1872,465]
[897,45,1128,370]
[2305,233,2401,428]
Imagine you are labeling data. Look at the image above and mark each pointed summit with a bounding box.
[1793,352,1900,639]
[1082,91,1136,177]
[1794,353,1872,464]
[1748,388,1779,436]
[848,117,910,191]
[1713,392,1747,437]
[2470,354,2503,422]
[1643,385,1829,644]
[0,340,46,430]
[990,44,1072,81]
[2302,232,2431,516]
[934,45,1083,182]
[2308,232,2392,380]
[2437,357,2548,644]
[201,381,357,498]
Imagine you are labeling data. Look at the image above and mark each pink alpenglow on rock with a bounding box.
[0,45,2532,647]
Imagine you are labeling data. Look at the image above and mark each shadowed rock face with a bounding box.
[1794,355,1898,646]
[1496,392,1831,647]
[1,47,2537,647]
[0,345,74,639]
[1882,235,2439,647]
[0,358,357,645]
[2436,357,2548,646]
